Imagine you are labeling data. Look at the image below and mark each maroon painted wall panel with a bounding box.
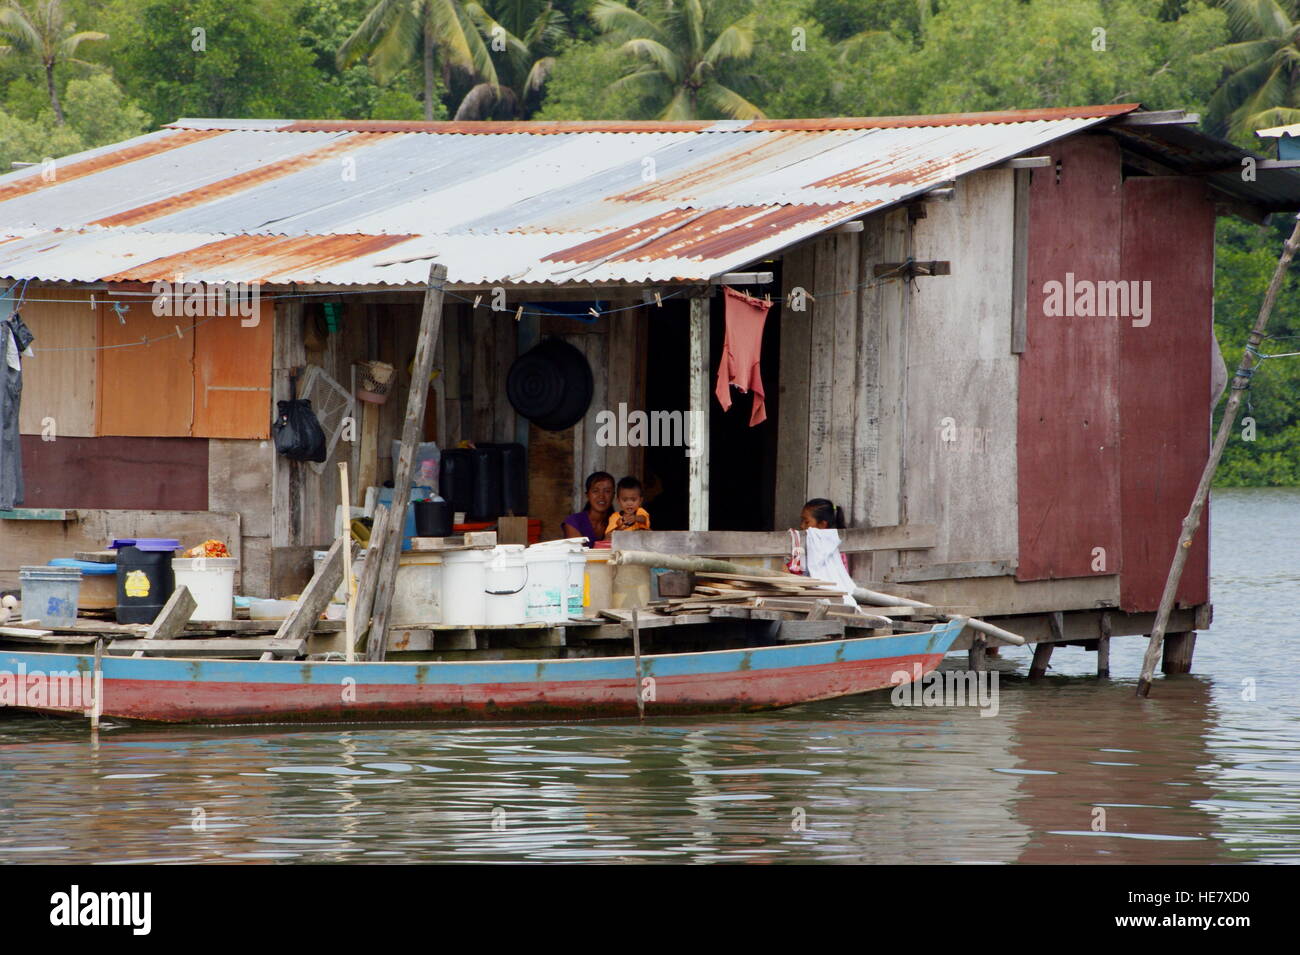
[19,436,209,511]
[1017,136,1124,581]
[1118,178,1213,612]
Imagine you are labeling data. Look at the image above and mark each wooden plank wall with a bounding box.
[904,169,1020,569]
[1118,178,1214,611]
[18,287,97,437]
[1017,136,1124,583]
[0,509,240,591]
[856,208,908,579]
[209,438,273,595]
[775,233,862,530]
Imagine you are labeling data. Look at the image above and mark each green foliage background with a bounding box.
[0,0,1296,482]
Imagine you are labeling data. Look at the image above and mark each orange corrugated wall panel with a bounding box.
[97,304,195,437]
[192,300,272,439]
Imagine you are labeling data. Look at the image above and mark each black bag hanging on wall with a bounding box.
[272,398,327,462]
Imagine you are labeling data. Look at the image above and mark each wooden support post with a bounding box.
[968,635,986,672]
[632,607,645,721]
[133,585,197,658]
[1097,611,1112,678]
[1031,610,1062,678]
[276,535,347,646]
[90,636,103,730]
[366,263,448,661]
[355,401,380,505]
[338,462,357,663]
[1029,641,1054,679]
[350,503,389,656]
[1139,217,1300,696]
[688,295,709,531]
[1161,631,1197,675]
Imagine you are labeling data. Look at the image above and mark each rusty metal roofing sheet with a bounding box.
[1,103,1283,288]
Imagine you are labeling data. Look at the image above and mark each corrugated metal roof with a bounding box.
[0,103,1271,288]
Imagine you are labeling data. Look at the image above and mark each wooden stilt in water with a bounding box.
[968,635,986,672]
[1138,217,1300,696]
[1097,612,1111,679]
[90,636,103,731]
[632,608,645,721]
[1161,631,1197,675]
[1029,642,1054,679]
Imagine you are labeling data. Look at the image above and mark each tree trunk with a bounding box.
[423,25,435,121]
[46,61,65,125]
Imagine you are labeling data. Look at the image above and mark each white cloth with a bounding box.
[803,528,857,606]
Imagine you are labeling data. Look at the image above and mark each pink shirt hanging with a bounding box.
[715,286,771,426]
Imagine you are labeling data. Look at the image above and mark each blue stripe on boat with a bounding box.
[0,619,962,687]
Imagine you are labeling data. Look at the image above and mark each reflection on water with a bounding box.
[0,489,1296,864]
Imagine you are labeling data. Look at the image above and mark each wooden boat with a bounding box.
[0,619,963,723]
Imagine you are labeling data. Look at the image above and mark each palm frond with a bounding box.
[660,86,695,121]
[454,81,500,119]
[619,36,682,84]
[591,0,667,46]
[701,80,765,120]
[337,0,412,69]
[58,29,105,58]
[701,19,755,68]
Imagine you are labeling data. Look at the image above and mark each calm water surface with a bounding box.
[1,489,1296,864]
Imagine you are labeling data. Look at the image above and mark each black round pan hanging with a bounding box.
[506,337,594,431]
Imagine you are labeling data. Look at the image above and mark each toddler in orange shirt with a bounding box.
[606,475,651,535]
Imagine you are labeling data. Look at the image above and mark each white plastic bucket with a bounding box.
[172,557,237,621]
[392,553,443,627]
[441,550,489,625]
[584,551,614,614]
[523,545,570,622]
[566,549,587,617]
[484,545,528,626]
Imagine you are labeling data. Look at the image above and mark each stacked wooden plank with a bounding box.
[646,571,964,635]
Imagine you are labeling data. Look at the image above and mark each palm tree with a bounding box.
[0,0,106,125]
[1206,0,1300,138]
[454,1,565,119]
[339,0,499,121]
[591,0,764,120]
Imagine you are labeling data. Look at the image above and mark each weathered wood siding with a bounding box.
[1017,136,1124,582]
[1118,177,1213,611]
[903,169,1020,569]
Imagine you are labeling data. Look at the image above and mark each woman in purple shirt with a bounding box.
[562,471,615,546]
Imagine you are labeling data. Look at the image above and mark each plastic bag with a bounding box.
[273,399,327,462]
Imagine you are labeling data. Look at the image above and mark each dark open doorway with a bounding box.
[643,262,782,531]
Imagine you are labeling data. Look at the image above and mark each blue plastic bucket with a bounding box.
[19,565,82,627]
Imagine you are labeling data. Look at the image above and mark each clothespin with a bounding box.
[112,302,129,323]
[514,305,523,322]
[653,291,662,308]
[90,294,96,311]
[473,294,482,309]
[588,307,599,319]
[764,292,771,306]
[175,324,183,340]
